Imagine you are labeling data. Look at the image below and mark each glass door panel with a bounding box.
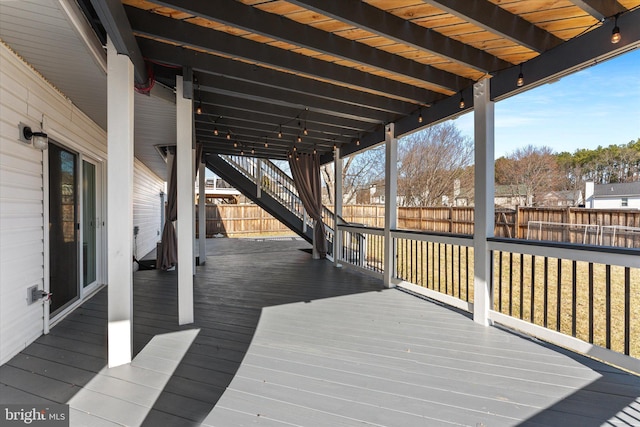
[82,160,97,287]
[49,143,79,314]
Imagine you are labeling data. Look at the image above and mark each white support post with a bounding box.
[334,147,343,267]
[473,78,495,326]
[303,210,308,233]
[256,158,262,198]
[192,148,196,274]
[176,75,194,325]
[198,160,206,265]
[383,123,398,288]
[106,38,134,367]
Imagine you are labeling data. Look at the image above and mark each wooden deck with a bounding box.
[1,238,639,426]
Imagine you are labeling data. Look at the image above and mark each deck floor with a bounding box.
[1,238,639,426]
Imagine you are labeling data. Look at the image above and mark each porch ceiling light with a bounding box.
[18,122,48,150]
[611,15,621,44]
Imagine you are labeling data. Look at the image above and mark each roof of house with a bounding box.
[495,184,528,197]
[593,182,640,197]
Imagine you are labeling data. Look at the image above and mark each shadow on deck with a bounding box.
[1,238,639,426]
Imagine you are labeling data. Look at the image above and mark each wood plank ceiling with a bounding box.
[91,0,640,162]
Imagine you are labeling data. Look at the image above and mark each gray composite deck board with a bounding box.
[1,238,638,426]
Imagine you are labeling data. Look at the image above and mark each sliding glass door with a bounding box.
[48,143,79,314]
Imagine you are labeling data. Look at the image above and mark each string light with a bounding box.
[213,127,218,136]
[293,145,297,152]
[226,131,231,140]
[233,141,238,148]
[297,135,302,143]
[356,138,360,146]
[196,100,202,115]
[313,146,317,155]
[251,147,255,154]
[459,94,465,109]
[264,137,268,148]
[611,14,621,44]
[516,64,524,87]
[418,111,423,123]
[278,125,282,138]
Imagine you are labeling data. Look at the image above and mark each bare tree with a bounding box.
[397,122,473,206]
[495,145,563,206]
[321,146,384,205]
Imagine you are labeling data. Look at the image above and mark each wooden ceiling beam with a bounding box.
[138,38,419,115]
[286,0,511,73]
[425,0,563,53]
[566,0,627,21]
[126,5,437,104]
[88,0,147,85]
[150,0,470,92]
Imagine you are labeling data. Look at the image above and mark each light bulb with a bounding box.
[213,127,218,136]
[611,26,621,43]
[517,72,524,87]
[418,113,423,123]
[226,131,231,140]
[459,97,465,109]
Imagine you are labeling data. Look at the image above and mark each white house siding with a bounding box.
[133,158,164,261]
[0,44,165,364]
[0,43,107,364]
[592,197,640,209]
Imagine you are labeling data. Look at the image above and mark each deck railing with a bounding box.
[391,230,474,306]
[336,224,384,276]
[489,239,639,360]
[335,224,639,365]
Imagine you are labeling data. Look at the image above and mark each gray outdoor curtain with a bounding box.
[158,144,203,270]
[289,152,327,258]
[158,148,177,270]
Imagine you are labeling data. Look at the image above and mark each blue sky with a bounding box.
[454,48,640,158]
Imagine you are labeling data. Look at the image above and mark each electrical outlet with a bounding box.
[27,285,39,305]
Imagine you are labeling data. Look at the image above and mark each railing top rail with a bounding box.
[338,224,385,234]
[391,229,473,240]
[488,237,640,268]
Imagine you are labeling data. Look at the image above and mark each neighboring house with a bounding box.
[539,190,583,207]
[195,177,241,204]
[585,181,640,209]
[494,184,532,209]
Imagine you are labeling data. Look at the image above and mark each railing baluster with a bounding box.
[543,257,548,328]
[589,263,594,344]
[572,260,577,337]
[498,251,503,312]
[557,259,562,332]
[624,267,630,356]
[509,252,514,317]
[531,255,536,323]
[606,264,611,349]
[465,246,469,301]
[519,253,524,320]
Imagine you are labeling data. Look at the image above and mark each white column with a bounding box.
[176,75,194,325]
[473,78,495,326]
[192,148,196,274]
[383,123,398,288]
[334,147,343,267]
[106,38,134,367]
[256,158,262,199]
[198,160,206,265]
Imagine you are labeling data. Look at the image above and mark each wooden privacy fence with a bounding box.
[196,204,640,247]
[196,204,290,237]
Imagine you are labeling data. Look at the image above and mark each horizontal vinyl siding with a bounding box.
[133,158,164,261]
[0,43,106,365]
